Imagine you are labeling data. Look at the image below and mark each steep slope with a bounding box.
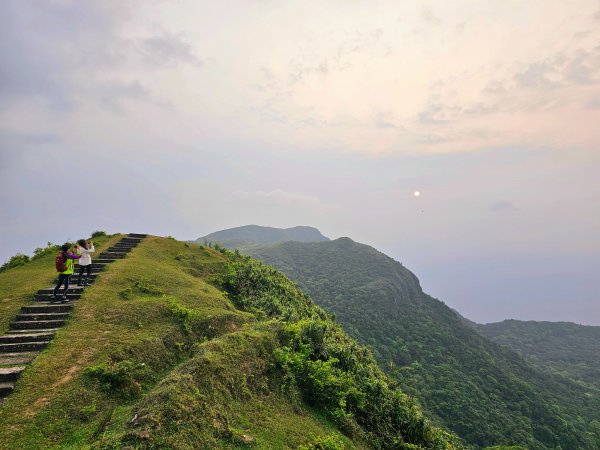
[245,237,600,449]
[196,224,329,251]
[0,235,456,449]
[477,319,600,389]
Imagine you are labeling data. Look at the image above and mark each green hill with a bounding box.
[476,319,600,389]
[240,236,600,449]
[0,235,457,449]
[196,225,329,251]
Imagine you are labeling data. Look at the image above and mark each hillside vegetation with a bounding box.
[241,236,600,449]
[0,235,457,449]
[477,319,600,389]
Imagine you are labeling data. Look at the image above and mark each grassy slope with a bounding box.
[246,238,600,449]
[0,237,369,449]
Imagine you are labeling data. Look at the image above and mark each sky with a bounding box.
[1,0,599,324]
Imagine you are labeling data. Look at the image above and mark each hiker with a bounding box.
[76,239,95,286]
[51,243,81,303]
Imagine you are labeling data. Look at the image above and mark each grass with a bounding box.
[96,326,364,449]
[0,236,369,449]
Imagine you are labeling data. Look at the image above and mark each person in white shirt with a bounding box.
[76,239,95,286]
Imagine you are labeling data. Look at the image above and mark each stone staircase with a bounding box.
[0,233,147,404]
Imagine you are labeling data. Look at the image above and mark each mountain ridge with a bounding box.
[475,318,600,389]
[196,224,329,250]
[0,233,457,449]
[202,225,600,448]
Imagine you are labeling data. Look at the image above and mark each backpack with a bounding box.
[55,252,67,272]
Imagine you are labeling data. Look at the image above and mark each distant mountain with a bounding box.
[476,319,600,389]
[227,235,600,449]
[196,225,329,251]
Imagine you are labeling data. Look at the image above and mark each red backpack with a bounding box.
[55,252,67,272]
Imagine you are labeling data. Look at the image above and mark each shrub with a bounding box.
[164,295,195,334]
[299,433,346,450]
[91,230,107,238]
[85,360,150,398]
[0,253,30,272]
[32,242,60,260]
[78,403,97,421]
[217,256,458,449]
[213,243,227,254]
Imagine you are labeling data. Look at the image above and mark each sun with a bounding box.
[414,191,421,197]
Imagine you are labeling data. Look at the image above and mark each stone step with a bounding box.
[99,252,126,258]
[0,332,55,344]
[8,328,58,334]
[34,300,78,306]
[0,340,50,352]
[0,382,14,397]
[35,293,81,301]
[106,247,132,253]
[94,258,116,264]
[0,366,25,382]
[63,276,99,284]
[10,320,65,330]
[37,287,83,294]
[74,263,107,271]
[54,273,100,279]
[128,233,147,238]
[50,279,97,288]
[22,304,72,314]
[0,352,38,366]
[51,283,95,290]
[61,280,95,288]
[15,312,70,322]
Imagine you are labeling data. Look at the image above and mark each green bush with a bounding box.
[91,230,107,238]
[32,242,60,260]
[218,255,327,323]
[85,360,150,398]
[0,253,30,272]
[78,403,97,421]
[299,433,346,450]
[164,295,195,334]
[217,255,458,449]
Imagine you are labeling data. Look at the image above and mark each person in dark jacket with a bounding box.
[51,243,81,303]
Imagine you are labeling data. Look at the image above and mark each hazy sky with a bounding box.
[1,1,599,324]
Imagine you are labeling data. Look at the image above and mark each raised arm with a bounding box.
[80,243,95,253]
[66,252,81,259]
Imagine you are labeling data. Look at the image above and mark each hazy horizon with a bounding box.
[1,1,598,325]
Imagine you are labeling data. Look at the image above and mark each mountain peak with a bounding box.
[196,224,329,249]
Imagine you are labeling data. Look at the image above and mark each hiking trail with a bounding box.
[0,233,147,404]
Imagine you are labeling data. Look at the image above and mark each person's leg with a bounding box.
[85,265,92,285]
[78,265,85,286]
[61,275,71,301]
[52,274,67,301]
[52,274,63,300]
